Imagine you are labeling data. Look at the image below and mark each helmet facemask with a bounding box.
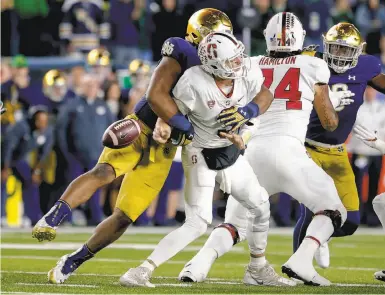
[323,38,363,73]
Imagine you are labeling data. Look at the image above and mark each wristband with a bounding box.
[168,113,192,132]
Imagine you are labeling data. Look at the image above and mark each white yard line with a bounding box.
[0,243,244,253]
[15,283,97,288]
[2,226,384,235]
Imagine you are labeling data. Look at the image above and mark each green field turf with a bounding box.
[1,228,384,294]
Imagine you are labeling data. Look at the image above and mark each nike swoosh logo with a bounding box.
[256,280,264,285]
[238,96,244,102]
[119,126,134,139]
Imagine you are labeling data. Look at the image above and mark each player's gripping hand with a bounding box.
[217,102,260,133]
[0,101,6,114]
[354,124,385,154]
[219,132,246,150]
[169,125,194,146]
[153,118,172,144]
[329,89,355,109]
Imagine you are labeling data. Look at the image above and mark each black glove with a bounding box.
[170,125,194,146]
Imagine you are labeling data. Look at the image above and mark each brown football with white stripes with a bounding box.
[102,118,141,149]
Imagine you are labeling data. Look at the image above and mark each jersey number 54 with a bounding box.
[262,68,302,110]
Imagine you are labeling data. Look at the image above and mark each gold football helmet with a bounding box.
[129,59,151,76]
[186,8,233,46]
[87,48,110,67]
[323,23,365,73]
[43,70,67,102]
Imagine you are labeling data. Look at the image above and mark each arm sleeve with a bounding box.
[38,127,54,164]
[161,37,187,71]
[172,72,196,115]
[314,59,331,84]
[2,123,24,167]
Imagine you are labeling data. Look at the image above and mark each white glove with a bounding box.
[329,89,355,109]
[353,124,385,154]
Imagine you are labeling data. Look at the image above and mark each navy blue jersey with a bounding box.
[306,54,382,145]
[135,37,200,129]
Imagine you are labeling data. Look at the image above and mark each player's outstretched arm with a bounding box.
[147,57,181,121]
[368,73,385,94]
[251,85,274,115]
[313,83,339,132]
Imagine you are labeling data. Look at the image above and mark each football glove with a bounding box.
[0,101,6,114]
[217,102,260,133]
[353,124,385,154]
[170,126,194,146]
[329,89,355,109]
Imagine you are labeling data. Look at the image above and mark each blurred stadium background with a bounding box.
[1,0,385,229]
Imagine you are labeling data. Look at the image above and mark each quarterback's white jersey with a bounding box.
[254,54,330,143]
[172,57,264,149]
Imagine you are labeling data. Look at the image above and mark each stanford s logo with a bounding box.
[191,155,198,164]
[207,43,218,59]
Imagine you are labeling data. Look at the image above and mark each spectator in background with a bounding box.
[55,74,114,225]
[250,0,273,56]
[42,70,74,115]
[103,80,121,119]
[151,0,184,61]
[59,0,110,54]
[13,0,52,56]
[67,65,86,98]
[87,48,113,88]
[331,0,355,25]
[356,0,385,55]
[1,106,53,226]
[1,56,32,131]
[349,87,385,226]
[109,0,145,69]
[291,0,333,47]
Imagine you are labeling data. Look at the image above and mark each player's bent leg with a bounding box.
[48,208,133,284]
[373,193,385,229]
[179,196,246,283]
[33,163,116,242]
[281,149,347,285]
[372,193,385,282]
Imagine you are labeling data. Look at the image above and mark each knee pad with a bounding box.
[248,200,270,232]
[315,208,345,231]
[214,223,240,245]
[184,215,208,237]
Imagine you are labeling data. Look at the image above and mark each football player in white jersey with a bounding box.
[178,12,349,286]
[118,31,296,288]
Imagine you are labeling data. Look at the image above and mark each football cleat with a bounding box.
[119,267,155,288]
[244,262,296,286]
[282,255,331,286]
[48,255,75,284]
[32,218,57,242]
[315,242,330,269]
[374,270,385,282]
[179,262,207,283]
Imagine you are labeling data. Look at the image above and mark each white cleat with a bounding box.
[178,262,207,283]
[47,255,73,284]
[244,262,296,286]
[32,218,57,242]
[315,242,330,269]
[374,270,385,282]
[119,267,155,288]
[282,256,331,286]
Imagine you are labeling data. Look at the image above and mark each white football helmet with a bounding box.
[264,12,306,53]
[198,32,248,79]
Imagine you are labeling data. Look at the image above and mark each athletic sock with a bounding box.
[45,200,72,227]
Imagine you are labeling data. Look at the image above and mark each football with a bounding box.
[102,118,141,149]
